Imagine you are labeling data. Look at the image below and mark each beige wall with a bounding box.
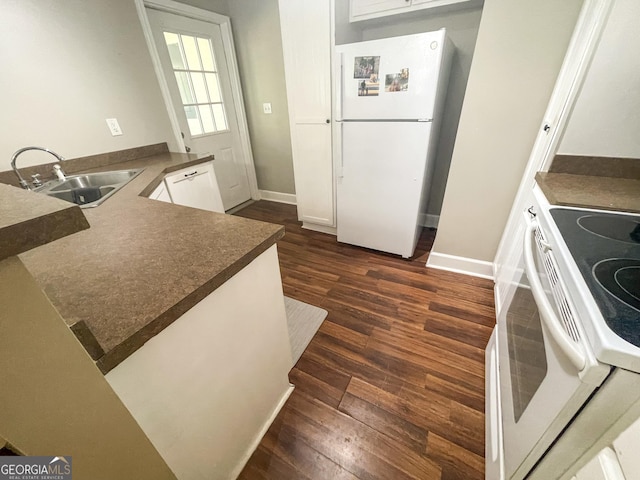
[177,0,296,194]
[360,8,483,216]
[335,0,364,45]
[227,0,296,194]
[0,256,176,480]
[2,0,177,168]
[430,0,583,263]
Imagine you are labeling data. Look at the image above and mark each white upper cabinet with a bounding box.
[350,0,483,22]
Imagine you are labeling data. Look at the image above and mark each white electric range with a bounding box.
[486,185,640,480]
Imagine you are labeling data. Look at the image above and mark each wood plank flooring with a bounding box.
[234,201,495,480]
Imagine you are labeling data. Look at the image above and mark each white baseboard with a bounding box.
[418,213,440,229]
[302,222,337,235]
[231,383,294,479]
[259,190,297,205]
[426,251,495,280]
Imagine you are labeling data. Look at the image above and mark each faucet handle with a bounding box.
[52,164,66,181]
[31,174,42,187]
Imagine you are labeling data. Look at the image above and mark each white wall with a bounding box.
[360,8,483,216]
[1,0,177,169]
[430,0,583,264]
[558,0,640,159]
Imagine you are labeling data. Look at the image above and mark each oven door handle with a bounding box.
[523,222,587,372]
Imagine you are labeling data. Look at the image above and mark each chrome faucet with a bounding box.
[10,146,65,190]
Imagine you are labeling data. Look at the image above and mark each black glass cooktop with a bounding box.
[550,209,640,348]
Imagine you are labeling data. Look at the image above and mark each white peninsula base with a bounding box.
[106,245,293,479]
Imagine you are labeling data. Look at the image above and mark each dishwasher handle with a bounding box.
[523,220,587,372]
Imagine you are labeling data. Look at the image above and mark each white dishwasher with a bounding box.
[164,161,225,213]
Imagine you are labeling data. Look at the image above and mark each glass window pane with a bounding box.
[199,105,215,133]
[184,106,203,135]
[181,35,202,70]
[205,73,221,102]
[212,104,227,131]
[174,72,194,104]
[163,32,185,69]
[190,72,208,103]
[198,37,216,71]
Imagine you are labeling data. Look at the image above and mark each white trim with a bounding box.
[426,251,494,280]
[330,0,338,231]
[302,222,337,235]
[230,384,294,480]
[134,0,185,153]
[258,190,297,205]
[418,213,440,229]
[135,0,260,200]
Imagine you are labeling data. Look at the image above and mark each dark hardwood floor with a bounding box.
[234,201,495,480]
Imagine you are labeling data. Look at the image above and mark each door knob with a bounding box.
[326,119,330,124]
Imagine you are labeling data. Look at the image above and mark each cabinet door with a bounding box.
[164,162,225,213]
[279,0,334,227]
[350,0,411,19]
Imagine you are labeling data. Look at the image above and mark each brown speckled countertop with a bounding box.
[536,154,640,213]
[9,148,284,373]
[536,172,640,213]
[0,184,89,260]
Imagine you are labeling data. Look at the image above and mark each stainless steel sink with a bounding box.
[34,169,143,208]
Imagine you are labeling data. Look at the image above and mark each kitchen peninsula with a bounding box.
[1,143,294,479]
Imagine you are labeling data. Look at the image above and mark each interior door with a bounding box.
[146,8,252,211]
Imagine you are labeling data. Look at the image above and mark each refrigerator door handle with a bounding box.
[337,121,344,179]
[335,53,344,122]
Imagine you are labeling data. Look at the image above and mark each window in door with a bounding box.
[162,32,228,136]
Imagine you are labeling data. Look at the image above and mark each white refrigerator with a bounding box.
[335,30,453,258]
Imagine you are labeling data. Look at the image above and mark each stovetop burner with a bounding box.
[578,215,640,245]
[550,209,640,348]
[593,258,640,312]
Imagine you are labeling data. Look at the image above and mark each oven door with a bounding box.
[496,209,609,480]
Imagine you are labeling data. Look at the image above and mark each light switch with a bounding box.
[263,103,272,114]
[106,118,123,136]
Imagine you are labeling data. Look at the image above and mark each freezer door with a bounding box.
[337,121,431,257]
[337,30,445,120]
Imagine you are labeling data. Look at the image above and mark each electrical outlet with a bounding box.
[106,118,123,136]
[263,103,272,114]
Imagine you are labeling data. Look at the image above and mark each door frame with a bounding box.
[134,0,260,200]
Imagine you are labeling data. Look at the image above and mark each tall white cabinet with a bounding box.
[279,0,335,232]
